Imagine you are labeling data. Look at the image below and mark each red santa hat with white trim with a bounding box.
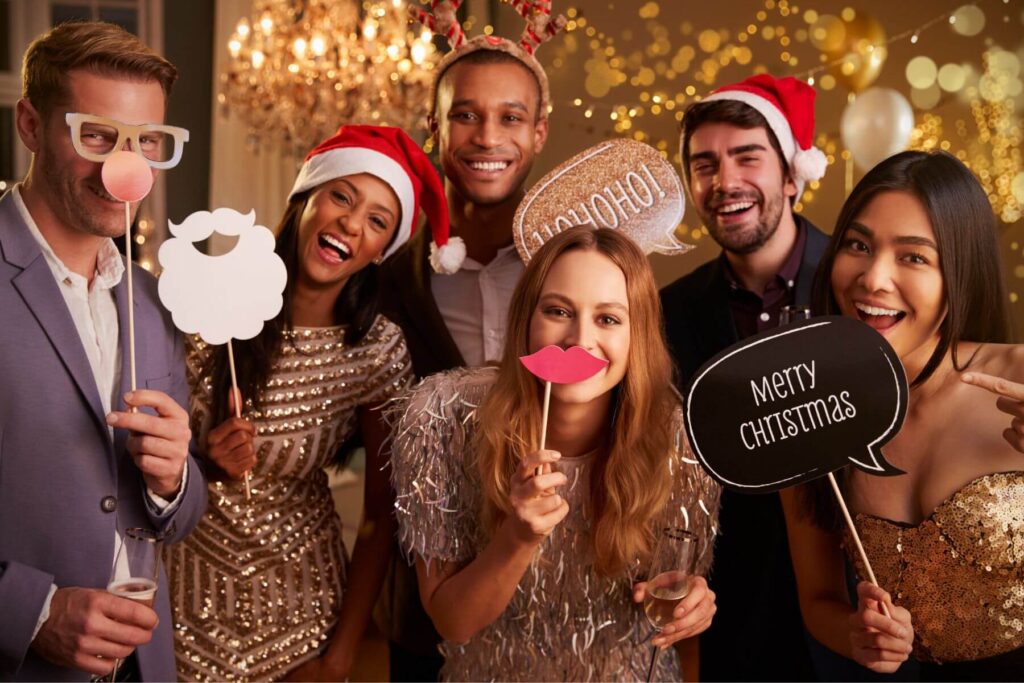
[698,74,828,197]
[289,124,465,273]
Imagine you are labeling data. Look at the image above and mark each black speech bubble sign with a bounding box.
[684,316,907,493]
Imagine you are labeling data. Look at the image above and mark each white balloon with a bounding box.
[840,87,915,171]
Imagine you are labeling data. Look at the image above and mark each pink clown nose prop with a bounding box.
[519,345,609,452]
[101,150,154,202]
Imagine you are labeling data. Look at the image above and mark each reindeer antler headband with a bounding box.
[412,0,567,118]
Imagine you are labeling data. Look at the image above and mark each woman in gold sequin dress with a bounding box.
[390,228,722,681]
[166,125,459,681]
[781,151,1024,680]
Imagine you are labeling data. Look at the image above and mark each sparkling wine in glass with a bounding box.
[644,527,698,682]
[106,577,157,607]
[96,528,162,681]
[643,569,691,629]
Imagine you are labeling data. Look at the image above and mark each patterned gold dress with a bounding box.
[389,367,721,681]
[166,317,411,681]
[847,471,1024,680]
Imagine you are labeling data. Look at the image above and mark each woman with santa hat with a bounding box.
[165,125,463,681]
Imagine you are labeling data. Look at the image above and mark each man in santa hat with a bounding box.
[376,17,561,681]
[660,75,863,681]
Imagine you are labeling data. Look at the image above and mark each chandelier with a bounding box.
[220,0,438,157]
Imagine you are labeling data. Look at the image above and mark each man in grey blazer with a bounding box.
[0,22,206,681]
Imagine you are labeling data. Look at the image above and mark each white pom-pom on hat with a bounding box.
[429,235,467,274]
[792,146,827,183]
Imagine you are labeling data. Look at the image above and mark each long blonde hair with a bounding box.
[475,227,678,576]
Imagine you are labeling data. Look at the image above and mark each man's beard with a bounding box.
[701,188,785,255]
[41,154,127,239]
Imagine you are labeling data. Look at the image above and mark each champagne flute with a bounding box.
[643,527,698,682]
[96,528,162,682]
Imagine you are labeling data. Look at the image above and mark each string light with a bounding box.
[548,0,1020,286]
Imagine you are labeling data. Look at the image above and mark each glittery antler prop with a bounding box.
[507,0,567,54]
[409,0,466,50]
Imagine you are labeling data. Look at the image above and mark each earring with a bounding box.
[372,255,384,265]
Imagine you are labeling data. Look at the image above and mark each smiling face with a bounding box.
[528,249,630,405]
[24,69,164,239]
[687,122,797,254]
[433,60,548,206]
[831,190,946,370]
[295,173,400,293]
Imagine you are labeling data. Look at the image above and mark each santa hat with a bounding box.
[699,74,828,197]
[289,124,465,273]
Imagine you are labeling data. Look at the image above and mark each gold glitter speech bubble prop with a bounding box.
[512,139,692,262]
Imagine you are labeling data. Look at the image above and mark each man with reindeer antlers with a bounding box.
[377,1,563,679]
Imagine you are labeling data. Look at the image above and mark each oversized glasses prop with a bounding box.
[65,112,191,401]
[65,113,190,169]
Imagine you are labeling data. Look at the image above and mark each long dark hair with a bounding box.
[803,150,1012,530]
[812,150,1010,386]
[204,191,386,427]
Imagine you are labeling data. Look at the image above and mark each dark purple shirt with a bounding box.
[722,222,808,339]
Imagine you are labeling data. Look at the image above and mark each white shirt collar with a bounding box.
[13,184,125,290]
[458,242,521,272]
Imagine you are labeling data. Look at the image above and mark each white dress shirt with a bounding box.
[14,186,184,636]
[430,243,524,367]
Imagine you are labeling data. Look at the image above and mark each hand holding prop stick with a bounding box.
[519,345,608,476]
[685,318,912,623]
[157,208,287,502]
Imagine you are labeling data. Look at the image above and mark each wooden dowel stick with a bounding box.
[827,471,891,618]
[539,380,552,450]
[226,339,251,500]
[124,202,137,403]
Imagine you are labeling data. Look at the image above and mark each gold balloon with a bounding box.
[822,10,887,93]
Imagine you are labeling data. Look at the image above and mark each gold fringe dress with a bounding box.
[388,366,721,681]
[166,318,412,681]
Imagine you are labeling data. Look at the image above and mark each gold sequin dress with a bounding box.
[166,317,412,681]
[847,471,1024,679]
[389,367,721,682]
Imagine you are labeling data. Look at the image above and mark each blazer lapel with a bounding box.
[113,273,135,398]
[2,196,110,438]
[700,260,740,356]
[112,272,135,465]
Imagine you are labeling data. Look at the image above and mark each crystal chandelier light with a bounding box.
[220,0,438,157]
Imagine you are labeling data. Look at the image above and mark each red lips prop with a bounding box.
[519,345,609,384]
[520,346,609,453]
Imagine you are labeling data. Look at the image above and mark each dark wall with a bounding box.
[163,0,213,222]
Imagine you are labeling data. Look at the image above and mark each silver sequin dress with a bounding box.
[166,317,412,681]
[389,367,721,681]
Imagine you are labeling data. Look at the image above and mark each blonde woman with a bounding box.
[390,227,721,680]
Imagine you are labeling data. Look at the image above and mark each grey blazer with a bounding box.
[0,192,207,681]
